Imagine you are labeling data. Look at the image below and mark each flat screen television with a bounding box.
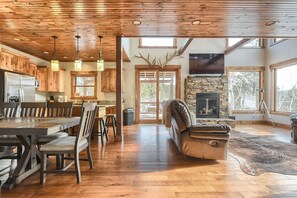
[189,53,225,75]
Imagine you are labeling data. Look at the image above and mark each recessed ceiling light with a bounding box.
[132,20,141,25]
[13,37,21,41]
[192,20,201,25]
[43,51,49,54]
[63,56,68,58]
[89,56,94,59]
[265,20,277,26]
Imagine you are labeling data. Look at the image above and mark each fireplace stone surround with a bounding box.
[185,75,235,127]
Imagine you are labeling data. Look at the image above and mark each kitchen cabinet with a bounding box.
[36,67,66,92]
[28,63,37,77]
[101,68,125,92]
[101,68,116,92]
[106,106,116,114]
[12,56,29,73]
[0,50,36,77]
[0,51,14,71]
[36,67,47,92]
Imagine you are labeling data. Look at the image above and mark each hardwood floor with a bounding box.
[1,124,297,197]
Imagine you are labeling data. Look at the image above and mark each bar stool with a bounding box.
[105,114,116,141]
[97,117,109,144]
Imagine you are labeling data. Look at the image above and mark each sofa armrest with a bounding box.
[189,124,231,134]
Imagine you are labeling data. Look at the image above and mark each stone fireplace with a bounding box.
[185,75,229,118]
[184,75,235,127]
[196,93,219,118]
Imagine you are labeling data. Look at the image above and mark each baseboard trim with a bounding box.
[236,120,291,129]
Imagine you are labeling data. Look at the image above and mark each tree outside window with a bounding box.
[275,64,297,112]
[228,69,262,111]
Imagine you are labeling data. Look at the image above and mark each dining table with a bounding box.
[0,117,81,190]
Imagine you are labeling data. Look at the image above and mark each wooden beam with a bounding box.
[116,35,123,141]
[224,39,253,55]
[178,38,193,55]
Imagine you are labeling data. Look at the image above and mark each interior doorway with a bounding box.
[135,65,181,123]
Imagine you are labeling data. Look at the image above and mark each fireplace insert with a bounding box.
[196,93,219,118]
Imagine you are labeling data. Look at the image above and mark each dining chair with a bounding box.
[47,102,73,117]
[0,102,22,160]
[20,102,47,117]
[19,102,68,145]
[40,103,98,184]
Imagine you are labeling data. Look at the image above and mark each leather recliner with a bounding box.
[162,99,231,160]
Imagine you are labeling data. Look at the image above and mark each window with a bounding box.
[270,38,287,46]
[226,38,264,48]
[139,37,177,48]
[271,61,297,113]
[71,71,97,99]
[227,67,264,112]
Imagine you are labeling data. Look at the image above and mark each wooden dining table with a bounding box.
[0,117,81,190]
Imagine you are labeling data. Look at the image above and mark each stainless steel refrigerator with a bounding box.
[4,71,36,103]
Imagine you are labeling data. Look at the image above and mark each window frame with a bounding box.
[139,37,177,48]
[70,71,98,99]
[226,38,264,49]
[270,58,297,115]
[226,66,265,114]
[269,38,287,47]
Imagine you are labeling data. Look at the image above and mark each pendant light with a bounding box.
[97,35,104,71]
[74,35,82,71]
[51,36,59,71]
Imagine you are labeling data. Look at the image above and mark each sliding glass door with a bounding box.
[136,66,181,123]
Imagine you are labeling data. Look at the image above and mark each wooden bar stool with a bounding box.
[105,114,116,141]
[97,117,109,144]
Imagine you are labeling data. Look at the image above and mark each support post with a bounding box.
[116,35,123,141]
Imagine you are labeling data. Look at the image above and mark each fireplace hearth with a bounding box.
[196,93,219,118]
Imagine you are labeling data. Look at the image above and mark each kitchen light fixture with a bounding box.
[74,35,82,71]
[97,35,104,71]
[51,36,59,71]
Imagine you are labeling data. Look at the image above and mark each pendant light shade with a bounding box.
[97,35,104,71]
[74,35,82,71]
[51,36,59,71]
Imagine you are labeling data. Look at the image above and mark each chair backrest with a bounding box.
[47,102,73,117]
[75,103,98,148]
[0,102,19,118]
[20,102,47,117]
[170,100,193,132]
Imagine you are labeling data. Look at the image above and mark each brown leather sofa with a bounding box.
[162,99,231,160]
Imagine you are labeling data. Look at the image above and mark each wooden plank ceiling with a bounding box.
[0,0,296,62]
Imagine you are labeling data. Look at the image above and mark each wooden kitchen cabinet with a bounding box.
[0,51,14,71]
[36,67,65,92]
[28,63,37,77]
[36,67,48,92]
[106,106,116,114]
[101,68,116,92]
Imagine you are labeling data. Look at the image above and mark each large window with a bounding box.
[139,37,177,48]
[71,71,97,99]
[271,62,297,113]
[270,38,287,47]
[226,38,264,48]
[227,67,264,112]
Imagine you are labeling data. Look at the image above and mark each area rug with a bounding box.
[228,131,297,176]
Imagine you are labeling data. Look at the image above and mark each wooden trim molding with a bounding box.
[178,38,193,55]
[269,57,297,69]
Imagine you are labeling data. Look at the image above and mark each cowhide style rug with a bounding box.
[228,131,297,176]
